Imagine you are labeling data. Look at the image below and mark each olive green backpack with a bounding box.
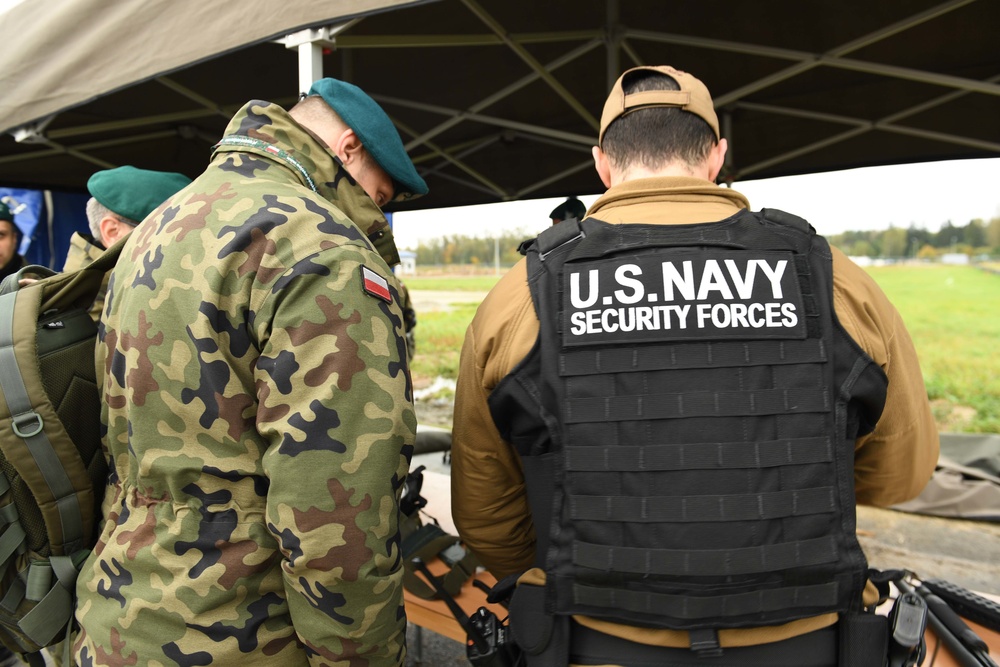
[0,239,123,663]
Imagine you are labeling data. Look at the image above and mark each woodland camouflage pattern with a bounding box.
[74,101,416,666]
[62,231,109,321]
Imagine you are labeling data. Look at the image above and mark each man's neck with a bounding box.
[613,161,713,185]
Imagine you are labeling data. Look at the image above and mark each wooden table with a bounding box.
[925,617,1000,667]
[878,584,1000,667]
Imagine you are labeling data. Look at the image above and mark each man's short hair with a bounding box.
[290,94,346,128]
[602,69,717,173]
[85,197,136,241]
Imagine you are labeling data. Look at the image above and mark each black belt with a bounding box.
[569,622,838,667]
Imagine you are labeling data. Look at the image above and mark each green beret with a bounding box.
[87,166,192,222]
[307,78,428,201]
[0,200,10,222]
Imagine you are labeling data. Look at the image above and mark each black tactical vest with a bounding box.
[489,209,888,631]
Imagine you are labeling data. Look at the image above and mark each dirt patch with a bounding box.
[411,289,488,314]
[414,376,456,429]
[930,399,978,431]
[409,290,485,427]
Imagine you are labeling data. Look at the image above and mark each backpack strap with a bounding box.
[0,266,57,296]
[0,475,26,568]
[37,234,126,316]
[0,239,126,653]
[16,552,89,647]
[0,287,89,554]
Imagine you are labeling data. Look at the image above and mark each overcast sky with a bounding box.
[391,157,1000,250]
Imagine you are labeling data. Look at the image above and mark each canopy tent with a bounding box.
[0,0,998,215]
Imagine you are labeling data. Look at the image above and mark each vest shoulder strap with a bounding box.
[757,207,814,234]
[534,218,586,258]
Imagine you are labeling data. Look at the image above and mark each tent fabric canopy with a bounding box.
[0,0,430,133]
[0,0,997,213]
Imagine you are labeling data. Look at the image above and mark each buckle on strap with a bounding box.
[690,628,723,658]
[12,411,43,438]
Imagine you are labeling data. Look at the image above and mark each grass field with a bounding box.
[407,265,999,433]
[404,275,502,292]
[405,275,499,383]
[866,264,999,433]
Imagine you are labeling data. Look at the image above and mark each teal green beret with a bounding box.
[307,78,428,201]
[0,200,10,222]
[87,166,192,222]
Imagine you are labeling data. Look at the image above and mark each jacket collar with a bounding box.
[213,100,398,262]
[590,176,751,216]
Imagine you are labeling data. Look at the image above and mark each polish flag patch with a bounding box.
[360,265,392,303]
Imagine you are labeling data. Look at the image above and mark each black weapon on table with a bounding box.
[410,557,521,667]
[897,578,998,667]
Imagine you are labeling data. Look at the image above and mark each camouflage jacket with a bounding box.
[61,231,107,321]
[74,101,416,667]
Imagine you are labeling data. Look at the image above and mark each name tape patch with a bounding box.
[561,250,807,346]
[360,265,392,303]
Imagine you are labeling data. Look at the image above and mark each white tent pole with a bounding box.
[279,21,363,94]
[299,42,324,94]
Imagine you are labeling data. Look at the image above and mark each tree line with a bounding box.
[828,217,1000,259]
[412,217,1000,266]
[414,230,536,267]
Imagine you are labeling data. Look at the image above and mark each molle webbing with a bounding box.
[572,535,839,577]
[568,486,837,524]
[564,388,830,423]
[564,436,833,472]
[560,338,827,375]
[507,211,878,631]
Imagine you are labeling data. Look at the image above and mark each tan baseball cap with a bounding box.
[599,65,720,145]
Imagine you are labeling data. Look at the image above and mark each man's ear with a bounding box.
[98,215,121,246]
[706,138,728,182]
[592,145,612,188]
[332,128,364,165]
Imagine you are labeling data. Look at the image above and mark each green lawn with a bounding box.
[409,303,481,381]
[403,275,502,292]
[865,264,1000,433]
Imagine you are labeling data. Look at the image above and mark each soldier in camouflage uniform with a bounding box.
[62,166,191,321]
[73,78,427,666]
[0,200,25,285]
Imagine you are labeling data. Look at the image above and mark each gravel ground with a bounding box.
[405,624,470,667]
